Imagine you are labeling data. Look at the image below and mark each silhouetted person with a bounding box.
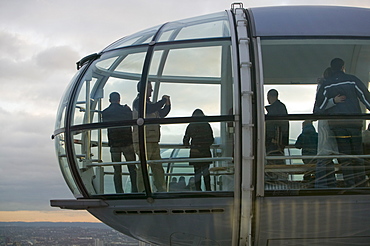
[177,176,187,191]
[295,120,318,181]
[169,177,178,191]
[183,109,214,191]
[314,58,370,187]
[132,81,171,192]
[265,89,289,180]
[186,177,196,191]
[265,89,289,159]
[102,92,137,193]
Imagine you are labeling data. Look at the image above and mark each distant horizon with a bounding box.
[0,221,107,227]
[0,210,100,223]
[0,221,109,228]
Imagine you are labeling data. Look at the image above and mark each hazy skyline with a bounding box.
[1,0,370,223]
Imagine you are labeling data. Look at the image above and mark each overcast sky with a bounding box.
[1,0,370,222]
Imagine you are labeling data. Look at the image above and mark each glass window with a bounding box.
[60,33,234,196]
[162,46,222,77]
[115,52,146,74]
[55,71,83,130]
[70,127,140,195]
[156,82,221,117]
[63,52,131,195]
[101,78,138,113]
[55,133,81,196]
[174,19,230,40]
[261,39,370,192]
[136,122,235,192]
[71,77,99,126]
[95,56,118,70]
[102,10,231,51]
[147,42,232,118]
[67,122,234,195]
[70,48,147,126]
[157,12,230,42]
[102,25,159,51]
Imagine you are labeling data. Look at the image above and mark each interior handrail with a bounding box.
[86,156,234,167]
[266,154,370,160]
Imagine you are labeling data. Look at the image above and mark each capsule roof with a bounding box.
[249,5,370,37]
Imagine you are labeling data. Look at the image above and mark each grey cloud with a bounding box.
[35,46,80,72]
[0,108,74,211]
[0,31,31,59]
[0,39,78,86]
[0,179,74,211]
[0,44,77,112]
[0,58,39,80]
[0,109,56,145]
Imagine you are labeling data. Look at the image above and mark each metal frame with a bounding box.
[229,5,255,245]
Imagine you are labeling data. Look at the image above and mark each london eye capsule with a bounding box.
[51,3,370,245]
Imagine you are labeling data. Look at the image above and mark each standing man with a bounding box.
[314,58,370,187]
[265,89,289,180]
[102,92,138,193]
[265,89,289,159]
[133,81,171,192]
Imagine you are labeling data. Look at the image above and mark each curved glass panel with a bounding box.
[157,12,230,42]
[95,56,118,70]
[261,38,370,193]
[60,15,234,196]
[55,70,83,130]
[114,52,146,74]
[70,126,140,195]
[70,47,147,127]
[63,47,147,196]
[54,133,81,196]
[102,25,160,51]
[102,11,230,52]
